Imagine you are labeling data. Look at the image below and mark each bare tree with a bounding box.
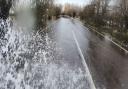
[34,0,54,28]
[120,0,128,29]
[101,0,111,15]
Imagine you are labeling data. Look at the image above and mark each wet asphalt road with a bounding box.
[49,17,128,89]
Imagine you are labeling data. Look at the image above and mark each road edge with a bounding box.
[72,30,97,89]
[74,18,128,54]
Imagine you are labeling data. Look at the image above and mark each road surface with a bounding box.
[48,17,128,89]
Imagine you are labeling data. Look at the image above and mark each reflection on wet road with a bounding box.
[49,18,96,89]
[49,18,128,89]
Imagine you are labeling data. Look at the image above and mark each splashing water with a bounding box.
[0,18,89,89]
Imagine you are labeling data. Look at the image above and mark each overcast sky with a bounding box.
[55,0,90,6]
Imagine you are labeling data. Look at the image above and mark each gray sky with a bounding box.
[55,0,90,6]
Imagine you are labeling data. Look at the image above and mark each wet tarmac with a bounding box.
[49,17,128,89]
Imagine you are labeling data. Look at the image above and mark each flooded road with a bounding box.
[0,17,128,89]
[49,18,128,89]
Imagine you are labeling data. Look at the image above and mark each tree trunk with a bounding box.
[0,0,12,19]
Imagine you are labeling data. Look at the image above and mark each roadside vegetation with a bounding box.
[35,0,61,29]
[80,0,128,49]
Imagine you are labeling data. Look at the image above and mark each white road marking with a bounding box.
[72,30,96,89]
[74,19,128,54]
[88,25,128,54]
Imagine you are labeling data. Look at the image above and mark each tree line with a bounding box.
[80,0,128,29]
[80,0,128,48]
[0,0,61,28]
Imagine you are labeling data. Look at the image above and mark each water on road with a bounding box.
[0,17,128,89]
[48,18,128,89]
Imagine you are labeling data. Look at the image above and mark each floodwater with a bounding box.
[49,18,128,89]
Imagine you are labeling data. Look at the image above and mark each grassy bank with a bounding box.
[84,21,128,50]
